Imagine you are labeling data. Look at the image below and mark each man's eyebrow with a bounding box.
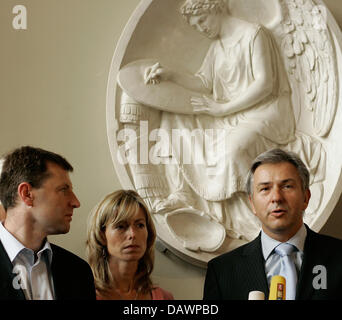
[56,183,71,190]
[280,178,296,184]
[256,182,271,187]
[256,179,296,186]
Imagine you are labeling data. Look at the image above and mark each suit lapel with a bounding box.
[296,227,317,300]
[242,234,269,298]
[240,226,324,300]
[233,226,324,300]
[50,244,63,299]
[0,241,64,300]
[0,241,25,300]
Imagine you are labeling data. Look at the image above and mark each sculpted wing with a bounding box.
[276,0,337,137]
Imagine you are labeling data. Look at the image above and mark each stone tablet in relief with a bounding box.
[106,0,342,267]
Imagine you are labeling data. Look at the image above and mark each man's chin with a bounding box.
[267,221,290,234]
[49,225,71,235]
[61,225,71,234]
[266,220,302,240]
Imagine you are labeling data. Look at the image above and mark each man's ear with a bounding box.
[17,182,34,207]
[248,194,257,216]
[303,188,311,210]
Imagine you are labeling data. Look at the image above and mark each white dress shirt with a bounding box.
[261,224,307,287]
[0,222,55,300]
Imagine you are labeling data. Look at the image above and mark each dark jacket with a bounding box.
[203,226,342,300]
[0,241,95,300]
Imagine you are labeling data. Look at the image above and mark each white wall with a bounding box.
[1,0,342,299]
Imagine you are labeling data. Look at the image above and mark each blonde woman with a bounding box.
[86,190,173,300]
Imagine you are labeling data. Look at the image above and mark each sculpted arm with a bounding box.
[144,62,211,95]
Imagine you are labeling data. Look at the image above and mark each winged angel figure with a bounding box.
[116,0,337,253]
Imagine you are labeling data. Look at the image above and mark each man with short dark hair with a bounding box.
[203,148,342,300]
[0,146,95,300]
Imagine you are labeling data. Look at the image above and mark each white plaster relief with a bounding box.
[106,0,342,267]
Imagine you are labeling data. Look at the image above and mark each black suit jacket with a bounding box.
[203,226,342,300]
[0,241,96,300]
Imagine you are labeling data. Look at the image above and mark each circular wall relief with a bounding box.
[107,0,342,268]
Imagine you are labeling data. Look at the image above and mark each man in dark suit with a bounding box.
[204,148,342,300]
[0,146,95,300]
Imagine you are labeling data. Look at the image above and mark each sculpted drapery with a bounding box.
[113,0,333,261]
[159,24,296,204]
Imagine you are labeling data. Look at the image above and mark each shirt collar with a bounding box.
[261,224,307,260]
[39,240,53,265]
[0,221,53,264]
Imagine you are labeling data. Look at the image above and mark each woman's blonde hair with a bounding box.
[86,189,156,295]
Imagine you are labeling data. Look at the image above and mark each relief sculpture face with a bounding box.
[107,0,342,267]
[188,13,222,39]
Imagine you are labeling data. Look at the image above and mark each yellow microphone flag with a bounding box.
[269,275,286,300]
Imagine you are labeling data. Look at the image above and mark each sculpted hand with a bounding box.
[144,62,171,85]
[191,95,225,116]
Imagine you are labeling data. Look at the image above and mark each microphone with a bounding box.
[269,275,286,300]
[248,291,265,300]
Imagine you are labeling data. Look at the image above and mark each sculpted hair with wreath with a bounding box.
[180,0,228,21]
